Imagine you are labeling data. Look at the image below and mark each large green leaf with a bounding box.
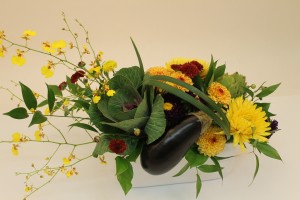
[19,82,37,110]
[134,92,149,118]
[256,83,281,99]
[88,103,122,133]
[109,66,142,90]
[97,98,116,122]
[185,148,208,167]
[4,107,29,119]
[255,142,282,161]
[115,156,133,195]
[29,111,47,127]
[47,85,62,96]
[47,84,55,113]
[102,117,148,133]
[144,95,166,144]
[107,87,141,121]
[92,136,110,157]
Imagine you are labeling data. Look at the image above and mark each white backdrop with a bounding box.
[0,1,300,199]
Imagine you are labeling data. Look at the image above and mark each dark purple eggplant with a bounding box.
[141,111,211,175]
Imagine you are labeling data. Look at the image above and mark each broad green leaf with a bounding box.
[109,66,142,90]
[98,98,116,122]
[173,162,190,177]
[102,117,148,133]
[256,83,281,98]
[144,95,166,144]
[131,38,144,79]
[47,84,55,113]
[4,107,29,119]
[88,103,122,133]
[250,153,260,185]
[19,82,37,110]
[198,164,221,173]
[143,76,230,137]
[29,111,47,127]
[185,148,208,167]
[107,87,141,121]
[115,156,133,195]
[69,122,98,133]
[255,142,282,160]
[196,174,202,198]
[37,100,48,107]
[210,157,223,180]
[92,136,110,157]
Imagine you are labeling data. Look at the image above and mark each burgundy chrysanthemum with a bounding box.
[71,70,85,84]
[109,139,127,154]
[171,61,203,78]
[58,81,67,91]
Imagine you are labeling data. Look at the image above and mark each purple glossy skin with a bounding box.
[141,115,202,175]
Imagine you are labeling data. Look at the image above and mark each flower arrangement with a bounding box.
[0,14,281,199]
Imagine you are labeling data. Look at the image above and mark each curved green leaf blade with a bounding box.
[197,164,221,173]
[69,122,98,133]
[4,107,29,119]
[130,38,144,78]
[256,142,282,161]
[102,117,149,133]
[173,162,190,177]
[115,156,133,195]
[196,174,202,198]
[185,148,208,167]
[47,84,55,113]
[19,82,37,110]
[250,153,260,185]
[29,111,47,127]
[211,157,223,180]
[256,83,281,98]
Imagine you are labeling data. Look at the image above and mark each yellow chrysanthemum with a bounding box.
[226,97,271,151]
[169,71,193,92]
[107,89,116,97]
[207,82,231,105]
[103,60,117,72]
[12,55,26,66]
[148,66,174,76]
[196,126,226,157]
[41,66,54,78]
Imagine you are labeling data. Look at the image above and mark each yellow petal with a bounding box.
[12,132,21,142]
[23,30,36,36]
[12,56,26,66]
[41,66,54,78]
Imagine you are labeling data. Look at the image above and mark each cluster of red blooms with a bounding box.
[70,70,85,84]
[171,61,203,78]
[58,81,67,91]
[109,139,127,154]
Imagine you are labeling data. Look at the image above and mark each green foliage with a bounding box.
[217,72,247,98]
[109,66,143,90]
[130,38,144,79]
[47,84,55,113]
[102,117,149,133]
[196,174,202,198]
[115,156,133,195]
[197,164,222,173]
[255,141,282,161]
[210,157,223,180]
[29,111,47,127]
[250,153,260,185]
[256,83,281,99]
[19,82,37,110]
[144,95,166,144]
[4,107,29,119]
[185,148,208,167]
[173,163,190,177]
[92,137,110,157]
[69,122,99,133]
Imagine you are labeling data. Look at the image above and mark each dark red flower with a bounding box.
[58,81,67,91]
[171,61,203,78]
[71,70,85,84]
[109,139,127,154]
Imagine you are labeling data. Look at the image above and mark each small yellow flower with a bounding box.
[33,92,40,99]
[41,65,54,78]
[44,107,50,115]
[82,44,90,54]
[30,108,35,113]
[65,168,78,178]
[106,89,116,97]
[0,47,4,57]
[22,30,36,40]
[34,130,42,141]
[44,167,54,176]
[163,102,173,111]
[63,99,70,106]
[133,128,141,136]
[88,66,101,77]
[63,157,71,165]
[12,55,26,66]
[52,40,67,49]
[0,30,5,39]
[12,144,19,156]
[93,95,101,104]
[25,185,32,193]
[97,51,103,61]
[42,41,55,53]
[207,82,231,105]
[12,132,21,142]
[103,60,117,72]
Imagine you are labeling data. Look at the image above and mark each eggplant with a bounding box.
[141,111,212,175]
